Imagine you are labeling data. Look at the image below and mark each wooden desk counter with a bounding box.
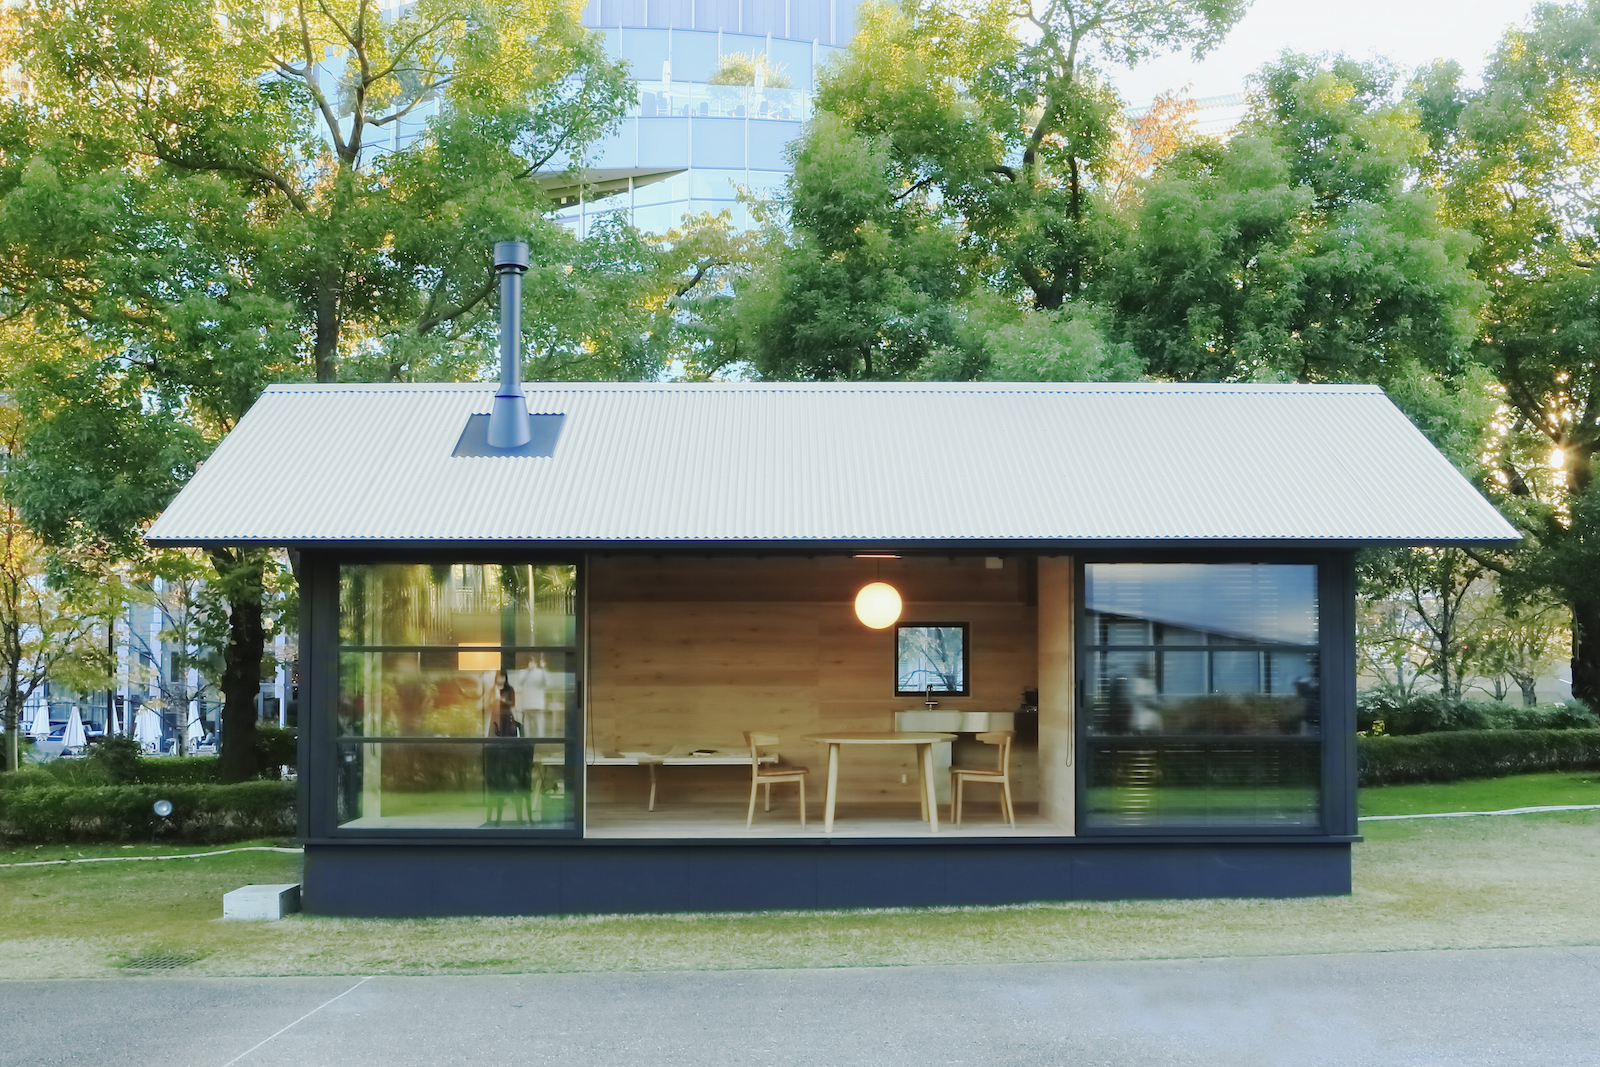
[800,732,958,833]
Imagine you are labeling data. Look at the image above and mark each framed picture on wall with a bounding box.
[895,623,970,696]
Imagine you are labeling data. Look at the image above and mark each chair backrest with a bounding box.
[745,731,779,766]
[975,731,1013,775]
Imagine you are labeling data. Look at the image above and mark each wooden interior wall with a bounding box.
[1036,557,1076,833]
[586,555,1038,808]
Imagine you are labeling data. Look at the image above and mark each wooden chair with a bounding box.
[745,732,808,828]
[951,731,1015,828]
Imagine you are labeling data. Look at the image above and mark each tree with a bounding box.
[817,0,1243,310]
[732,0,1243,381]
[0,403,116,771]
[1463,594,1568,705]
[1108,54,1484,387]
[1408,1,1600,705]
[730,114,969,380]
[1356,591,1429,703]
[1360,547,1487,701]
[0,0,645,778]
[8,0,636,383]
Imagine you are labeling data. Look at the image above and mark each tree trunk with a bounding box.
[4,723,16,773]
[313,268,341,384]
[1571,598,1600,710]
[212,550,266,782]
[1516,676,1538,705]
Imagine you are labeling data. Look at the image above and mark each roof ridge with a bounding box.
[259,381,1388,394]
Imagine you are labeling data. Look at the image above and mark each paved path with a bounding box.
[3,946,1596,1067]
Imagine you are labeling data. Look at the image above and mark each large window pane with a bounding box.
[1083,563,1321,831]
[339,564,576,647]
[1087,563,1316,645]
[335,741,575,830]
[1084,740,1319,829]
[337,651,575,738]
[336,562,580,834]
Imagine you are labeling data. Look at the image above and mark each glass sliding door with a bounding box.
[334,563,580,833]
[1081,563,1322,831]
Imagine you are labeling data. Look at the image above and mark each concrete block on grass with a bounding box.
[223,883,301,920]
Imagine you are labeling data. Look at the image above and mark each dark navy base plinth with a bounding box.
[301,839,1352,916]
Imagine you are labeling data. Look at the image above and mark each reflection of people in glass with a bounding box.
[484,672,533,824]
[1293,672,1321,735]
[1110,664,1163,735]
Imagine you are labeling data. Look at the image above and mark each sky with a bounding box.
[1107,0,1547,108]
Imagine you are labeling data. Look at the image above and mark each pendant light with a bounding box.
[853,554,902,629]
[854,582,902,628]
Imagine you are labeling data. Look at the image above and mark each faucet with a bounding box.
[924,685,939,709]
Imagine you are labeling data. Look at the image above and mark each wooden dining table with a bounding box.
[800,731,959,833]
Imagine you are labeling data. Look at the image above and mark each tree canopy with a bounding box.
[0,0,673,776]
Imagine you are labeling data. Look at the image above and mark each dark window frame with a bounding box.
[1074,553,1354,838]
[307,555,586,841]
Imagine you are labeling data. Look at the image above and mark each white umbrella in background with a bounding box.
[186,705,203,748]
[25,702,50,739]
[135,707,163,752]
[63,706,86,750]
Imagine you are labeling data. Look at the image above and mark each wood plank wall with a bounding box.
[1037,557,1076,833]
[587,555,1039,808]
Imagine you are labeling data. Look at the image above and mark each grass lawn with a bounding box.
[1,779,1596,980]
[1359,771,1600,817]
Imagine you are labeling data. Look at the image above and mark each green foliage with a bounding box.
[1358,547,1486,700]
[733,0,1245,381]
[941,300,1144,383]
[1357,690,1598,735]
[1358,729,1600,786]
[731,114,967,380]
[1109,56,1483,385]
[132,759,227,786]
[0,781,294,843]
[253,725,298,776]
[1404,2,1600,703]
[0,754,238,788]
[83,735,142,785]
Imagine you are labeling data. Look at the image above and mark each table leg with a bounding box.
[921,743,939,833]
[647,763,658,812]
[824,743,840,834]
[917,746,928,822]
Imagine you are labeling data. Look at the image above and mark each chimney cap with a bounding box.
[494,240,529,271]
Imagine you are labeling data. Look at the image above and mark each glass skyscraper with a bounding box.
[562,0,858,234]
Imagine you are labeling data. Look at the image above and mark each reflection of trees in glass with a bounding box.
[897,626,964,692]
[340,564,576,648]
[708,52,792,88]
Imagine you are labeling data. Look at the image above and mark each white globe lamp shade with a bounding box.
[854,582,902,629]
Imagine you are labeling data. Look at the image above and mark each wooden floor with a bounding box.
[584,799,1066,839]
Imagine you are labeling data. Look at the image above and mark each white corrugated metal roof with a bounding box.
[146,382,1519,546]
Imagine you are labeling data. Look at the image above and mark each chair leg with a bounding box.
[798,781,807,828]
[1002,778,1015,827]
[954,775,964,827]
[764,781,772,812]
[747,778,758,828]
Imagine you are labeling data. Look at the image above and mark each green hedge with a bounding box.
[1358,729,1600,786]
[0,781,295,844]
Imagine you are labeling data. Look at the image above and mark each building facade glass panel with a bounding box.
[565,0,856,235]
[333,563,581,833]
[1081,563,1322,831]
